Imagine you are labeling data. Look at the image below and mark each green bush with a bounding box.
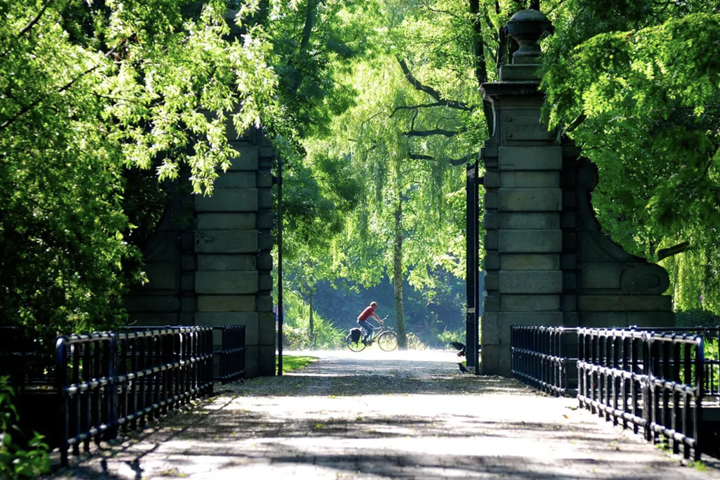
[0,377,50,479]
[282,292,345,350]
[675,309,720,328]
[437,328,465,348]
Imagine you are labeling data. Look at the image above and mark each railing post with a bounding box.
[56,336,69,467]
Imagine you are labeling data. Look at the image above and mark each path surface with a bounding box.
[56,349,720,479]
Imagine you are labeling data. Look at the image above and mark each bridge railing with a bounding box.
[510,325,578,397]
[511,324,710,460]
[51,325,245,466]
[578,328,704,461]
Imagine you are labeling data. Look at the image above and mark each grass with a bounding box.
[276,355,316,374]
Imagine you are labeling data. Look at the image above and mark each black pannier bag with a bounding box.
[350,328,362,343]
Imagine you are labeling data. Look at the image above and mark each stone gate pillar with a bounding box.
[480,10,673,376]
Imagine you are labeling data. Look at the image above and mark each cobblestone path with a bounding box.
[55,350,720,479]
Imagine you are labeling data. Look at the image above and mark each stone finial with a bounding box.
[506,10,553,64]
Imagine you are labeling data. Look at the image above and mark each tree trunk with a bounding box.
[309,290,315,348]
[393,202,407,349]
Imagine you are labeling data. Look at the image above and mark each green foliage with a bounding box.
[282,291,346,350]
[541,0,720,316]
[1,0,278,337]
[0,378,50,479]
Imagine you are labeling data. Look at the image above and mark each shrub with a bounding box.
[0,377,50,479]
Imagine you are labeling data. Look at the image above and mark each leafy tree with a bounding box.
[0,0,277,339]
[540,0,720,314]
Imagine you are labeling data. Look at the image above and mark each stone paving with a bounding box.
[54,349,720,479]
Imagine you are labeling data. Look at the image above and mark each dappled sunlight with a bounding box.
[54,350,720,480]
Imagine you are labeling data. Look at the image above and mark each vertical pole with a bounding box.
[466,160,480,374]
[277,155,284,376]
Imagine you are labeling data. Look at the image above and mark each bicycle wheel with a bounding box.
[377,331,398,352]
[346,333,366,352]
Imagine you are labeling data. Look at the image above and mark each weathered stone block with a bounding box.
[258,312,275,346]
[498,312,563,344]
[485,231,498,250]
[485,191,498,209]
[498,146,562,171]
[257,172,273,188]
[214,172,256,189]
[481,312,499,344]
[197,295,256,312]
[181,254,196,271]
[259,274,273,292]
[578,295,673,312]
[501,295,559,312]
[484,294,500,312]
[195,271,258,294]
[181,273,194,292]
[227,145,259,171]
[501,254,559,271]
[500,171,559,188]
[579,312,626,328]
[259,233,273,251]
[125,296,180,313]
[258,346,276,376]
[195,189,258,212]
[256,295,273,312]
[197,213,255,230]
[143,263,179,291]
[484,172,500,188]
[257,253,273,271]
[484,212,500,229]
[195,312,259,345]
[257,212,273,230]
[197,254,255,271]
[498,271,562,294]
[244,346,259,378]
[128,313,179,327]
[560,254,576,270]
[560,211,576,229]
[195,230,258,253]
[498,230,562,253]
[580,263,624,290]
[498,188,562,212]
[485,274,498,291]
[258,189,273,209]
[483,253,500,270]
[500,213,559,230]
[563,273,577,290]
[480,344,500,375]
[181,296,197,312]
[561,295,577,312]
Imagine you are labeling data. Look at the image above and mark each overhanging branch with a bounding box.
[18,0,55,38]
[657,241,691,261]
[404,128,465,138]
[396,57,472,112]
[409,152,475,166]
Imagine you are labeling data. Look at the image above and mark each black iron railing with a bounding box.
[55,325,245,466]
[577,328,704,460]
[511,326,578,396]
[215,325,247,384]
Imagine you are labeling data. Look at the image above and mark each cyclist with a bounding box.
[357,301,383,344]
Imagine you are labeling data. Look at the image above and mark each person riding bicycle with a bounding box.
[357,301,383,344]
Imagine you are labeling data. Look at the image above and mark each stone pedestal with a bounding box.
[479,10,672,376]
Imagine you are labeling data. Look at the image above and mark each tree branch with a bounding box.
[395,57,472,112]
[18,0,54,38]
[657,241,691,261]
[408,152,475,166]
[390,103,457,117]
[1,64,101,132]
[404,128,465,138]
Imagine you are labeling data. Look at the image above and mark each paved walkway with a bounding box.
[56,350,720,479]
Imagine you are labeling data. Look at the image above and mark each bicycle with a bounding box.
[346,317,398,352]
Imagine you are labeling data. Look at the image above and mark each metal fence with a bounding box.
[577,328,705,461]
[510,326,578,396]
[52,325,245,466]
[510,325,711,460]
